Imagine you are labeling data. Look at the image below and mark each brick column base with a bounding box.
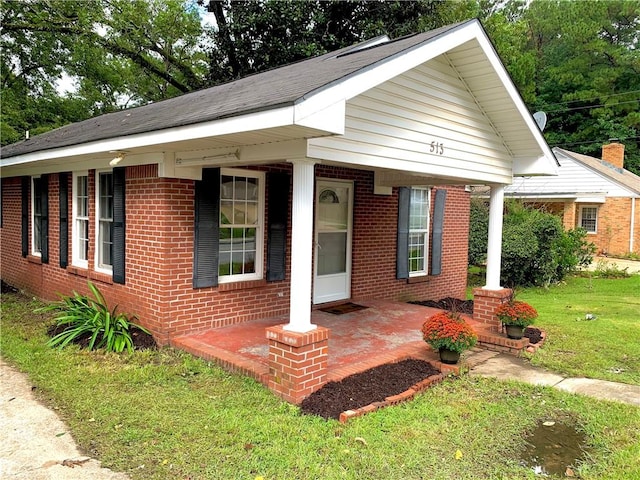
[472,287,513,328]
[266,325,330,404]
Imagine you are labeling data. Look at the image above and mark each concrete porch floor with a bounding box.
[172,299,513,386]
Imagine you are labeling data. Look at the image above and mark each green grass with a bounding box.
[2,289,640,479]
[515,275,640,385]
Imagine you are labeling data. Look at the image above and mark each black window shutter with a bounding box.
[21,177,29,257]
[40,174,49,263]
[430,189,447,276]
[112,167,126,284]
[396,187,410,279]
[267,172,290,281]
[193,168,220,288]
[59,172,69,268]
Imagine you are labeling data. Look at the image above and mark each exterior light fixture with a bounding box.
[175,150,240,166]
[109,151,126,166]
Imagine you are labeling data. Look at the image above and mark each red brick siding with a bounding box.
[544,199,639,256]
[1,163,471,343]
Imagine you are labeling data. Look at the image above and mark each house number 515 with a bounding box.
[430,141,445,155]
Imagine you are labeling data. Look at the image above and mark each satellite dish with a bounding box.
[533,111,547,132]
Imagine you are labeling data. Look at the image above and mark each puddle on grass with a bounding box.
[521,421,590,477]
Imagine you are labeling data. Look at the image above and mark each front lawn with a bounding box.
[516,275,640,385]
[1,289,640,479]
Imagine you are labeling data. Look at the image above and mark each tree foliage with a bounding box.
[484,0,640,174]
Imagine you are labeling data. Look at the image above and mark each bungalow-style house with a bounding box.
[1,19,556,402]
[504,142,640,256]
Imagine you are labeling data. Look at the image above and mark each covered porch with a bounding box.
[172,299,529,401]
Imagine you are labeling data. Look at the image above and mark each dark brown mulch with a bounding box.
[409,297,474,315]
[300,359,440,420]
[46,323,157,350]
[1,280,19,294]
[524,327,543,345]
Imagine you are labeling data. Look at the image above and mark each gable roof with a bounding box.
[1,22,464,159]
[557,148,640,195]
[505,147,640,198]
[1,18,556,180]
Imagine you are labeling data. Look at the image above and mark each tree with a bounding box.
[524,0,640,174]
[1,0,206,145]
[200,0,477,84]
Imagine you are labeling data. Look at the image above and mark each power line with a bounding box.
[545,99,640,114]
[551,135,640,149]
[538,89,640,109]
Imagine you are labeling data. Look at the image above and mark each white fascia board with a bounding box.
[1,106,297,167]
[512,155,558,176]
[293,100,345,134]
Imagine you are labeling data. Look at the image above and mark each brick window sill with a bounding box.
[67,266,89,278]
[26,255,42,265]
[407,275,430,284]
[89,270,113,285]
[218,279,267,292]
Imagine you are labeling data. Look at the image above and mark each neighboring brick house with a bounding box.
[1,20,556,400]
[504,142,640,256]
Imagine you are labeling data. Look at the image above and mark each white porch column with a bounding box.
[285,158,317,332]
[484,184,505,290]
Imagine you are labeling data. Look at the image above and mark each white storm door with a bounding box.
[313,180,353,304]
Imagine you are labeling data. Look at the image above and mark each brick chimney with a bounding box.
[601,140,625,169]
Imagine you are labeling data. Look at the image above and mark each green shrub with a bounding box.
[38,281,149,353]
[468,198,489,265]
[468,200,596,287]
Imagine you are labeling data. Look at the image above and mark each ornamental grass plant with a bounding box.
[421,311,477,353]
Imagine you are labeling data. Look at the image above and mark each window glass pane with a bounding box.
[100,221,112,266]
[245,178,258,201]
[79,220,89,261]
[218,172,262,280]
[77,176,88,217]
[220,176,234,199]
[317,232,347,275]
[98,173,114,268]
[220,201,233,224]
[317,187,348,231]
[409,188,429,274]
[219,252,231,276]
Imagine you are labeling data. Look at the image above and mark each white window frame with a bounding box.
[579,205,598,234]
[95,170,114,274]
[72,172,89,268]
[30,176,43,257]
[409,187,431,277]
[218,168,265,283]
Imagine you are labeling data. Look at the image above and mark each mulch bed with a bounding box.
[524,327,543,345]
[409,297,474,315]
[300,358,440,420]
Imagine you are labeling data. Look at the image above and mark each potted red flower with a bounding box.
[495,300,538,339]
[421,312,478,364]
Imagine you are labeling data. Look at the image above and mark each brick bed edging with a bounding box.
[338,369,446,424]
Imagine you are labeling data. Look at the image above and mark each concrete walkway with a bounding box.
[586,256,640,274]
[0,359,130,480]
[466,349,640,406]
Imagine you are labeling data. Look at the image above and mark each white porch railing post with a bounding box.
[484,184,505,290]
[285,158,317,332]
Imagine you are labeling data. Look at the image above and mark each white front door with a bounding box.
[313,179,353,304]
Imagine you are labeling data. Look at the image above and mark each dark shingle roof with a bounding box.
[1,21,470,159]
